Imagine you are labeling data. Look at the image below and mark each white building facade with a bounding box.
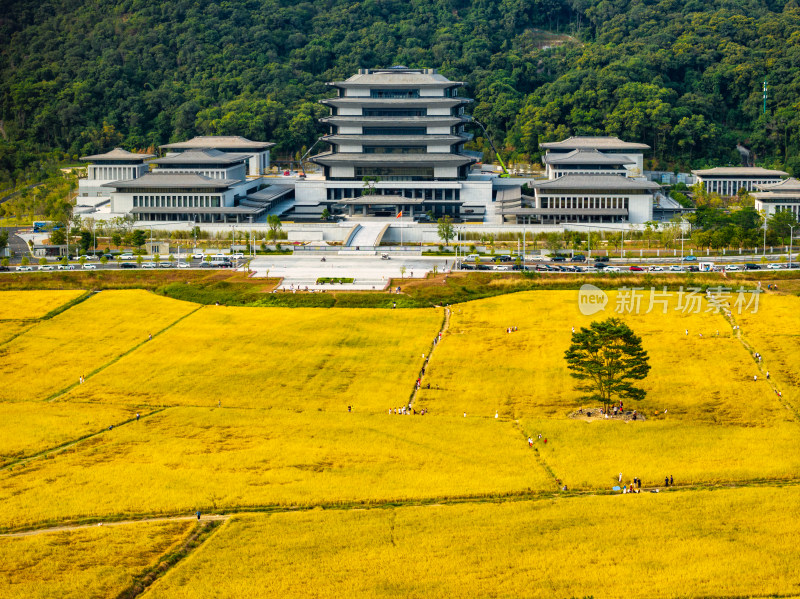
[160,136,274,176]
[753,177,800,219]
[78,148,154,198]
[691,167,788,196]
[540,137,650,179]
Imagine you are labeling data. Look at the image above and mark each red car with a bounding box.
[629,266,644,271]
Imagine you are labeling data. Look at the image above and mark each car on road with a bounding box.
[120,254,135,260]
[40,265,55,271]
[159,262,174,268]
[199,262,215,268]
[141,262,157,269]
[669,265,683,272]
[766,263,782,270]
[57,264,76,270]
[120,262,136,269]
[550,255,567,262]
[594,256,610,263]
[17,265,35,271]
[381,253,390,260]
[232,252,245,259]
[593,262,607,269]
[744,263,761,270]
[570,254,586,262]
[604,266,620,272]
[649,266,664,272]
[687,265,700,272]
[682,255,698,261]
[726,264,741,271]
[494,265,511,271]
[192,252,205,259]
[629,266,644,271]
[176,261,190,268]
[83,263,97,269]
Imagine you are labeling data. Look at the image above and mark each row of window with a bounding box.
[362,147,426,154]
[133,195,222,208]
[539,196,630,210]
[704,179,778,195]
[361,127,427,136]
[326,188,461,201]
[362,108,427,117]
[370,89,420,98]
[354,167,435,179]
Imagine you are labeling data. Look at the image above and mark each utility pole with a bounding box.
[789,224,795,269]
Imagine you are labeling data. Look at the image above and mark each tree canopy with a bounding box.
[564,317,651,412]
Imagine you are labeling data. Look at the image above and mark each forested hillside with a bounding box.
[3,0,800,184]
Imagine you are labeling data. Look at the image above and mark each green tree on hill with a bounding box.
[564,318,651,414]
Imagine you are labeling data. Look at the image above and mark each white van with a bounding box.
[465,254,480,262]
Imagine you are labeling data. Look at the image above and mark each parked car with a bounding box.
[595,256,610,263]
[726,264,741,271]
[159,262,174,268]
[0,265,9,272]
[199,262,214,268]
[593,262,607,269]
[17,265,35,271]
[120,253,135,260]
[649,266,664,272]
[141,262,157,269]
[102,254,115,260]
[629,266,644,272]
[669,265,683,272]
[83,263,97,269]
[605,266,620,272]
[687,265,700,272]
[550,255,567,262]
[570,254,586,262]
[57,264,76,270]
[494,265,511,271]
[766,263,781,270]
[120,262,136,269]
[192,252,205,259]
[176,262,190,268]
[476,264,492,271]
[40,265,55,271]
[232,252,245,259]
[682,255,698,261]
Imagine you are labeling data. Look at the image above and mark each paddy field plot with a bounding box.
[144,486,800,599]
[0,290,197,401]
[0,407,551,530]
[0,321,34,345]
[415,290,790,424]
[736,294,800,414]
[0,402,140,466]
[65,305,442,411]
[0,520,194,599]
[523,419,800,490]
[0,290,85,320]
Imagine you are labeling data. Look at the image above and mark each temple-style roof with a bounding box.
[80,148,155,162]
[543,149,635,165]
[102,172,240,189]
[151,149,251,166]
[160,136,275,150]
[540,136,650,151]
[323,134,467,145]
[531,175,661,191]
[320,97,470,108]
[328,67,463,87]
[691,167,788,177]
[755,177,800,192]
[310,152,475,168]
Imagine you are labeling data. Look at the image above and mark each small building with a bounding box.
[159,136,274,177]
[33,244,68,258]
[752,177,800,219]
[691,167,788,196]
[540,137,650,179]
[507,175,661,224]
[79,148,154,199]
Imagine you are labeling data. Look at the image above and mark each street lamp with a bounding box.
[790,224,795,269]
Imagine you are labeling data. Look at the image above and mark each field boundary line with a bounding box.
[513,421,563,490]
[117,519,226,599]
[725,310,800,421]
[0,514,228,538]
[40,290,94,320]
[5,477,800,535]
[43,305,203,402]
[408,306,449,409]
[0,408,167,472]
[0,321,37,347]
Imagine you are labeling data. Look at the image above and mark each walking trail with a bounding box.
[0,514,229,538]
[408,306,451,410]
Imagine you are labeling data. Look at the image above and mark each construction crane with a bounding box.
[470,119,511,177]
[297,137,328,178]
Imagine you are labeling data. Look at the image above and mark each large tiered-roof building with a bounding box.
[294,67,496,221]
[691,167,788,196]
[752,177,800,219]
[160,136,274,176]
[78,148,154,199]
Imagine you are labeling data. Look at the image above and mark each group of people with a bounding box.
[527,433,547,447]
[389,406,428,415]
[506,326,519,333]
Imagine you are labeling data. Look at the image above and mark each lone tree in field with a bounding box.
[564,318,651,413]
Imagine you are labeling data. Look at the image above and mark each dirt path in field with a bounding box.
[0,514,229,538]
[724,309,800,421]
[407,306,450,410]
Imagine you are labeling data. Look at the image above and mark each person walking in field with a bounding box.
[670,475,673,486]
[196,511,201,520]
[665,476,669,487]
[619,472,623,483]
[136,413,140,421]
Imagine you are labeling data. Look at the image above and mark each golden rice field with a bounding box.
[736,294,800,415]
[65,305,441,411]
[144,486,800,599]
[0,290,197,401]
[524,418,800,489]
[415,290,791,424]
[0,520,194,599]
[0,288,798,598]
[0,407,552,529]
[0,402,139,465]
[0,290,84,320]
